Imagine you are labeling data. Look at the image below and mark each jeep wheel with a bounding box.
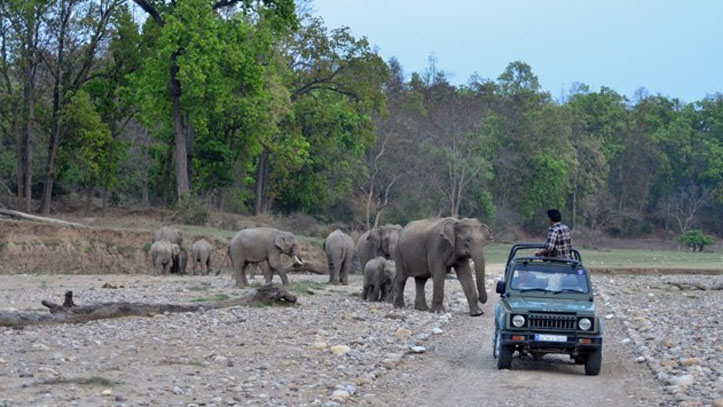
[495,332,512,369]
[584,349,602,376]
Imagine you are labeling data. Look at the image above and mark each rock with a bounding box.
[330,345,351,356]
[330,390,350,402]
[172,386,183,395]
[394,328,412,338]
[213,355,229,365]
[0,358,5,365]
[663,339,677,348]
[311,342,328,351]
[323,402,340,407]
[672,375,695,387]
[101,389,112,396]
[715,376,723,391]
[37,367,60,376]
[712,399,723,407]
[604,314,614,320]
[381,353,404,369]
[32,343,50,351]
[680,357,700,367]
[679,401,702,407]
[410,346,426,353]
[620,338,631,345]
[432,327,443,335]
[635,356,646,363]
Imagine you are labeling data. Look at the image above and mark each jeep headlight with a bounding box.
[512,315,526,328]
[578,318,592,331]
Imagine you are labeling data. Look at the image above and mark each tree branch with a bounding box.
[130,0,164,26]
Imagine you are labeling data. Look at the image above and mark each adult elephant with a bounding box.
[227,227,303,288]
[153,226,182,245]
[191,239,213,275]
[149,241,181,275]
[356,224,402,271]
[323,230,355,285]
[393,217,488,316]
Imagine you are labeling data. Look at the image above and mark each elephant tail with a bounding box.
[215,247,231,276]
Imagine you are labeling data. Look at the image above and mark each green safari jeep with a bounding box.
[493,243,603,375]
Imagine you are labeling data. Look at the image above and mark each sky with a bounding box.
[311,0,723,103]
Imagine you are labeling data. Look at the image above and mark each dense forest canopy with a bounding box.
[1,0,723,238]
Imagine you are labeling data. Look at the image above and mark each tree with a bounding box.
[130,0,296,200]
[679,229,714,252]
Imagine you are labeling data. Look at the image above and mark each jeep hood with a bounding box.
[505,296,595,314]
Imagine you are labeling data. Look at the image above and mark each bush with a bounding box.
[679,229,715,252]
[172,196,210,226]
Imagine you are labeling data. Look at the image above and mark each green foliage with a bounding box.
[172,195,210,226]
[679,229,715,252]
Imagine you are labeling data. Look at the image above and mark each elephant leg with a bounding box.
[392,263,408,309]
[361,282,370,300]
[232,256,248,288]
[455,261,483,316]
[206,256,211,276]
[371,282,382,302]
[414,277,429,311]
[163,261,172,275]
[268,258,288,286]
[340,255,352,286]
[430,266,447,314]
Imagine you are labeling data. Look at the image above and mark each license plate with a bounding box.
[534,334,567,342]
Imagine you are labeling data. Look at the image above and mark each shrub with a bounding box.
[172,196,210,226]
[679,229,715,252]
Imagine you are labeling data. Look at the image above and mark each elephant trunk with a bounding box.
[472,249,487,304]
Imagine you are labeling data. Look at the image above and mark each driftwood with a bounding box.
[0,209,83,227]
[0,287,297,328]
[285,261,327,275]
[664,280,723,291]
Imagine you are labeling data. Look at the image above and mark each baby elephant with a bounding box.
[191,239,213,275]
[362,257,396,302]
[149,240,181,275]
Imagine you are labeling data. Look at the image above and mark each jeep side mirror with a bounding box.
[496,280,506,294]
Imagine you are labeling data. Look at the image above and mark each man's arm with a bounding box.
[535,228,557,257]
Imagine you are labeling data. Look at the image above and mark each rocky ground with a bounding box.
[0,270,721,407]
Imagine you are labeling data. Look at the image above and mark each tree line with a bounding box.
[1,0,722,239]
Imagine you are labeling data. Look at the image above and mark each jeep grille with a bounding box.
[528,314,577,330]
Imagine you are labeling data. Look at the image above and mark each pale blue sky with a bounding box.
[312,0,723,103]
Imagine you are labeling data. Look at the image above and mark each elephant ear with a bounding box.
[440,220,457,248]
[274,233,293,252]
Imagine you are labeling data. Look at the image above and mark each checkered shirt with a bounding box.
[545,222,572,259]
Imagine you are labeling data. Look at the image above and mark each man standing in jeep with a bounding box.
[535,209,572,258]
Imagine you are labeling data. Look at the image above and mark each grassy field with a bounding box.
[484,243,723,270]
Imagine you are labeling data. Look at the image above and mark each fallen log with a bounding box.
[0,286,297,328]
[0,209,83,227]
[285,261,327,275]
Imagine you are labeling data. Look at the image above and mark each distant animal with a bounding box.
[153,226,183,245]
[149,240,181,275]
[356,224,402,271]
[170,247,188,275]
[227,227,303,288]
[323,229,356,285]
[191,239,213,275]
[362,257,396,302]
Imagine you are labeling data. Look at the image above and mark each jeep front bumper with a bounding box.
[499,331,602,353]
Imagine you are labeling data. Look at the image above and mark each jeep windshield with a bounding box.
[510,266,589,294]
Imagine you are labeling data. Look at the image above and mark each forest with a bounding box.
[2,0,723,239]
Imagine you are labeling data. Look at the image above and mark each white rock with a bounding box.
[172,385,183,395]
[410,346,426,353]
[330,345,351,356]
[432,327,443,335]
[0,357,6,364]
[636,356,646,363]
[330,390,350,402]
[604,314,614,320]
[620,338,631,345]
[672,375,695,387]
[101,389,112,396]
[311,342,328,351]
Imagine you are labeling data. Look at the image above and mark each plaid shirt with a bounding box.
[545,222,572,258]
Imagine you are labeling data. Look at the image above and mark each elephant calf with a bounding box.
[362,257,395,302]
[191,239,213,275]
[149,240,181,275]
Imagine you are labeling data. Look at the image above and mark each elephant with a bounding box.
[362,257,395,302]
[153,226,183,245]
[191,239,213,275]
[149,240,181,275]
[227,227,304,288]
[170,247,188,274]
[323,229,355,285]
[356,224,402,271]
[393,217,488,316]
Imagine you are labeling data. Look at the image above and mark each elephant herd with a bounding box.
[148,216,491,316]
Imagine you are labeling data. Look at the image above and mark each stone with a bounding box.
[663,339,677,348]
[410,346,426,353]
[0,358,5,365]
[311,342,328,351]
[394,328,412,338]
[678,401,702,407]
[381,353,404,369]
[323,402,340,407]
[711,399,723,407]
[101,389,112,396]
[213,355,229,365]
[680,357,700,367]
[635,356,646,363]
[604,314,614,320]
[37,367,60,376]
[172,386,183,395]
[432,327,443,335]
[330,345,351,356]
[672,375,695,387]
[620,338,631,345]
[330,390,350,402]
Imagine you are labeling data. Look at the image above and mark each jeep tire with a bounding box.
[495,332,513,369]
[584,349,602,376]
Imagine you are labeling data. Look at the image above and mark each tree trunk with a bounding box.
[15,113,24,199]
[85,179,95,213]
[254,147,269,216]
[162,145,173,206]
[571,171,578,229]
[22,68,35,213]
[168,52,190,199]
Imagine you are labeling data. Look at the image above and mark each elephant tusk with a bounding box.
[294,256,304,265]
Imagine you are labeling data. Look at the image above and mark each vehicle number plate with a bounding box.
[534,334,567,342]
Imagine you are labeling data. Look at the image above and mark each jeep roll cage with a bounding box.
[504,243,583,280]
